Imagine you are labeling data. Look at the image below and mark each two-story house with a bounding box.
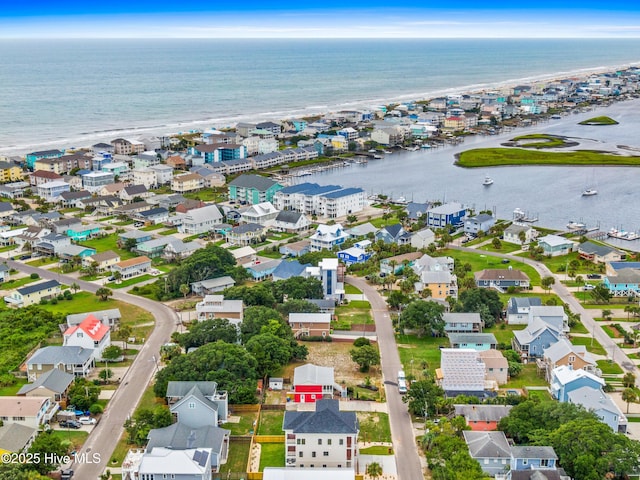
[567,386,627,433]
[111,256,152,279]
[550,365,606,402]
[506,297,542,324]
[512,318,563,359]
[443,313,482,334]
[177,204,224,235]
[463,430,511,476]
[453,404,512,431]
[374,224,411,245]
[63,314,111,361]
[292,364,339,403]
[464,213,496,237]
[475,269,530,291]
[426,202,466,228]
[195,295,244,326]
[309,224,348,251]
[166,381,228,424]
[282,399,358,469]
[26,346,94,381]
[4,280,61,308]
[288,313,332,338]
[16,368,75,403]
[0,397,57,429]
[542,338,597,382]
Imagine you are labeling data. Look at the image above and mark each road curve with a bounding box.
[7,260,177,479]
[346,275,425,480]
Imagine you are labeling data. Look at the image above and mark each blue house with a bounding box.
[272,260,310,281]
[550,365,605,402]
[426,202,467,228]
[291,119,308,132]
[245,259,282,281]
[603,268,640,297]
[190,144,247,163]
[448,333,497,351]
[510,446,558,471]
[66,224,102,242]
[26,149,63,170]
[374,224,411,245]
[512,318,562,359]
[567,386,627,433]
[337,246,371,266]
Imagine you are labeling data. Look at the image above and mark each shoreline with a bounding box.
[3,60,640,157]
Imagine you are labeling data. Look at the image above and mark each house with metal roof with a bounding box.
[26,346,94,381]
[4,279,61,308]
[117,229,153,246]
[292,364,339,403]
[228,174,282,205]
[272,210,310,233]
[16,368,75,402]
[463,430,511,476]
[225,223,266,246]
[283,399,358,468]
[66,308,121,328]
[528,306,569,334]
[537,234,577,257]
[63,314,111,360]
[438,349,489,398]
[578,241,625,263]
[567,386,627,433]
[506,297,542,324]
[66,222,102,241]
[448,332,497,351]
[550,365,605,402]
[190,276,236,296]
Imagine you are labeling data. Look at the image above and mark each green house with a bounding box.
[228,174,282,205]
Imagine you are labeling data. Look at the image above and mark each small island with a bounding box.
[502,134,578,149]
[455,147,640,167]
[578,115,619,125]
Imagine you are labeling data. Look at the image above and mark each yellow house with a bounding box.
[443,116,466,131]
[83,250,121,272]
[0,161,23,183]
[171,173,204,193]
[330,135,348,152]
[419,271,458,300]
[4,280,61,308]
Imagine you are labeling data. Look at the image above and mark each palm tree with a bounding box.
[112,271,122,284]
[95,287,113,302]
[118,325,133,352]
[518,230,526,245]
[179,284,190,298]
[622,388,638,414]
[366,462,383,480]
[601,309,613,322]
[70,282,80,294]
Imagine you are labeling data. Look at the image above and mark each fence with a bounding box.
[253,435,285,443]
[230,404,260,413]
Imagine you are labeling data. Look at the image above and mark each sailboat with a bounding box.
[482,175,494,186]
[582,170,597,196]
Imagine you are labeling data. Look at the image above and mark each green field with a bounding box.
[397,334,449,376]
[456,148,640,168]
[257,410,285,435]
[219,439,250,474]
[510,133,569,148]
[79,233,137,260]
[570,335,607,355]
[258,443,285,470]
[504,363,548,388]
[526,389,553,402]
[357,412,392,443]
[597,359,624,375]
[579,116,619,125]
[344,284,363,295]
[440,248,541,285]
[221,411,259,435]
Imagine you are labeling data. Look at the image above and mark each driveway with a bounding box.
[346,276,425,480]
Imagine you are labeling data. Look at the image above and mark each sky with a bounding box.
[2,0,640,38]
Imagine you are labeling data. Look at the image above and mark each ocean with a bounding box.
[3,38,640,155]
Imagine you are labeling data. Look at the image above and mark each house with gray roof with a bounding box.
[443,312,482,334]
[537,234,577,257]
[17,368,75,402]
[567,386,627,433]
[0,264,10,283]
[190,276,236,296]
[67,308,121,327]
[177,204,224,235]
[0,423,38,454]
[464,213,496,237]
[272,210,310,233]
[507,297,542,324]
[578,241,625,263]
[123,447,213,480]
[225,222,266,246]
[513,317,563,359]
[463,430,511,476]
[448,333,497,351]
[510,446,558,472]
[475,269,530,291]
[166,381,228,423]
[503,223,536,245]
[26,346,94,381]
[453,404,512,431]
[146,422,230,471]
[282,399,359,469]
[542,337,597,382]
[246,259,282,281]
[406,201,431,221]
[374,223,411,245]
[228,174,282,205]
[272,260,310,281]
[4,279,61,308]
[163,239,201,261]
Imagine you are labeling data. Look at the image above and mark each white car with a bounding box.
[78,416,96,425]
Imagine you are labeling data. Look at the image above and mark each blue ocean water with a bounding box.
[2,38,640,154]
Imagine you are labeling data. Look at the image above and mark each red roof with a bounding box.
[64,314,110,341]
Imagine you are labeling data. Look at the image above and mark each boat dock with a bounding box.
[513,208,538,223]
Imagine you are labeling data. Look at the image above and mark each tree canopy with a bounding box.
[270,277,324,302]
[173,318,239,350]
[399,300,445,337]
[454,288,503,327]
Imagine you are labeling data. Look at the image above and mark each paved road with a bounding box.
[346,276,425,480]
[7,260,177,479]
[449,246,640,383]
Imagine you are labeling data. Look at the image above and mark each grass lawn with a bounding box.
[360,445,394,455]
[345,284,363,295]
[478,242,523,254]
[141,224,165,232]
[369,215,400,228]
[0,245,17,253]
[357,412,392,443]
[597,359,624,375]
[259,443,285,470]
[526,389,553,402]
[113,220,134,226]
[333,306,373,330]
[570,321,589,334]
[221,411,259,435]
[106,274,155,289]
[159,228,178,236]
[51,430,89,452]
[485,324,525,345]
[79,233,136,260]
[440,248,541,285]
[0,275,40,289]
[397,334,449,376]
[504,363,548,388]
[570,335,607,356]
[0,377,28,395]
[601,325,618,338]
[219,439,250,474]
[26,257,58,266]
[259,250,284,259]
[257,410,285,435]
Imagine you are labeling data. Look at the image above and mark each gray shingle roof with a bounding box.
[17,368,75,395]
[27,346,93,366]
[510,445,558,460]
[167,381,219,398]
[283,399,358,434]
[229,174,279,191]
[231,223,264,234]
[453,404,512,422]
[275,210,303,224]
[17,279,60,296]
[0,424,37,453]
[146,422,230,456]
[463,430,511,458]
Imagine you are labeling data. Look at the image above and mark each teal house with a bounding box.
[66,223,102,242]
[26,149,63,170]
[228,174,282,205]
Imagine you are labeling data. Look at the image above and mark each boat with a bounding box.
[582,188,597,196]
[567,221,587,230]
[608,228,640,241]
[482,175,494,186]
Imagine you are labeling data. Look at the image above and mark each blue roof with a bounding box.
[610,262,640,271]
[272,260,310,280]
[279,182,342,195]
[17,279,60,295]
[323,187,365,199]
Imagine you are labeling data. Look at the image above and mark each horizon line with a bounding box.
[2,35,640,39]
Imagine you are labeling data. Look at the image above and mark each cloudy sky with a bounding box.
[2,0,640,38]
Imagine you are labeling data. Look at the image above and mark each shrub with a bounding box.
[353,337,371,347]
[300,335,333,342]
[57,294,65,301]
[50,298,58,305]
[89,404,104,415]
[30,273,39,279]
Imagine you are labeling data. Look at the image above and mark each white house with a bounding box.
[503,223,536,245]
[411,228,436,249]
[309,224,348,251]
[0,397,57,429]
[239,202,279,226]
[177,205,224,235]
[63,314,111,361]
[195,295,244,326]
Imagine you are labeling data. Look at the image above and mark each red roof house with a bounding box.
[63,314,111,360]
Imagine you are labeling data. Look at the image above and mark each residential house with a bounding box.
[550,365,605,402]
[166,155,187,170]
[32,233,72,257]
[426,202,466,228]
[280,240,311,258]
[448,333,497,351]
[120,185,150,203]
[464,213,496,237]
[66,223,102,242]
[177,205,224,235]
[166,381,228,423]
[171,173,204,193]
[438,349,488,398]
[474,269,530,291]
[225,223,266,246]
[309,224,348,251]
[63,314,111,360]
[0,201,16,221]
[135,207,169,225]
[246,259,282,281]
[56,244,97,262]
[16,368,75,403]
[0,264,9,283]
[97,182,126,197]
[134,238,172,258]
[37,180,70,202]
[406,201,431,221]
[374,224,411,245]
[506,297,542,325]
[111,138,145,155]
[59,190,92,209]
[416,270,458,300]
[239,202,279,226]
[337,243,371,266]
[453,404,512,431]
[503,223,536,245]
[123,448,213,480]
[345,222,377,239]
[528,306,569,333]
[0,424,38,455]
[578,241,625,263]
[305,258,345,302]
[190,276,236,296]
[510,446,558,472]
[0,161,23,183]
[118,230,152,247]
[567,386,627,433]
[113,200,151,218]
[282,399,358,468]
[30,170,63,187]
[410,228,436,249]
[175,199,206,214]
[479,350,509,385]
[83,251,121,272]
[66,308,121,328]
[379,251,423,275]
[537,235,577,257]
[163,239,201,261]
[542,338,598,383]
[370,125,406,145]
[228,174,283,205]
[82,171,115,193]
[288,313,332,338]
[4,280,61,308]
[603,268,640,297]
[292,364,339,403]
[0,181,29,199]
[263,468,355,480]
[0,397,57,429]
[195,295,244,326]
[462,430,511,476]
[111,256,152,279]
[513,318,563,359]
[149,164,174,185]
[26,346,94,381]
[412,254,455,274]
[272,260,310,282]
[443,313,482,334]
[272,210,310,233]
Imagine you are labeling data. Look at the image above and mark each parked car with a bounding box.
[583,284,596,291]
[59,420,81,429]
[501,259,510,264]
[60,469,74,480]
[587,274,602,279]
[78,416,96,425]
